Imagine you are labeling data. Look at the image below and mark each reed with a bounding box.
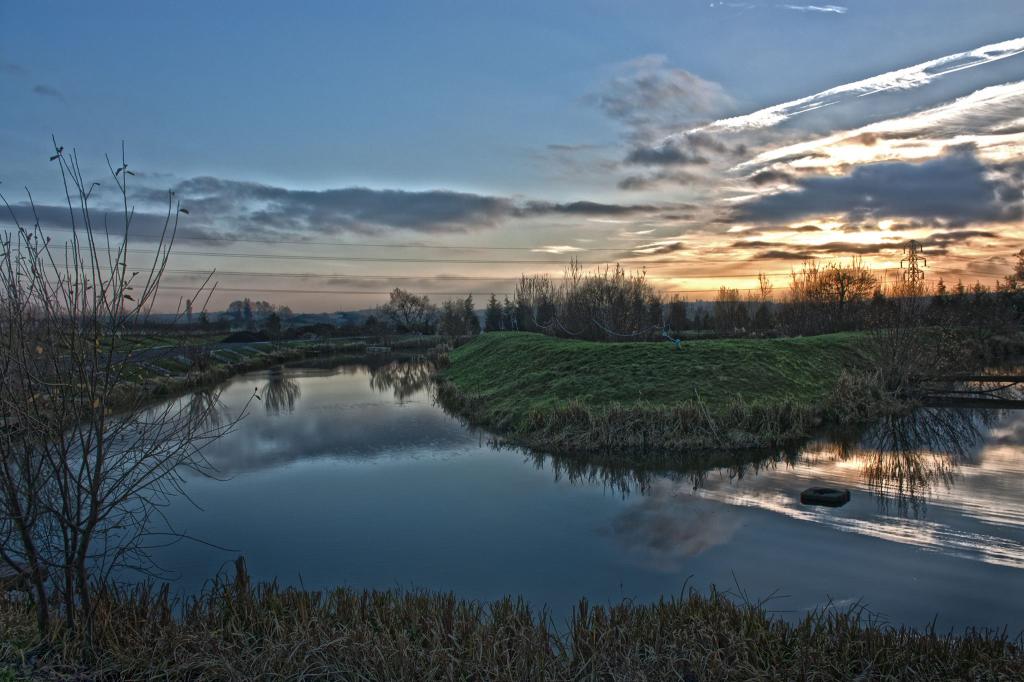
[2,564,1020,680]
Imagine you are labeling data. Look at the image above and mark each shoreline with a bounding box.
[436,331,901,466]
[109,336,447,412]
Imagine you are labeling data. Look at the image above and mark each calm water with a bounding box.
[149,358,1024,632]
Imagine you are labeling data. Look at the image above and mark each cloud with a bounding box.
[2,201,222,243]
[521,199,657,216]
[732,148,1021,226]
[0,61,27,75]
[32,84,64,100]
[127,176,668,238]
[590,54,733,131]
[695,36,1024,133]
[626,130,734,167]
[744,228,998,260]
[625,143,708,166]
[631,241,685,255]
[618,170,707,190]
[749,169,796,186]
[743,80,1024,171]
[778,4,847,14]
[5,178,668,243]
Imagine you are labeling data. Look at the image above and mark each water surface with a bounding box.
[151,358,1024,631]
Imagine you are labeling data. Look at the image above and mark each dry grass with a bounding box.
[1,564,1020,680]
[435,373,893,469]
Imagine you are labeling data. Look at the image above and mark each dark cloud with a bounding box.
[751,249,817,261]
[684,131,730,154]
[3,201,223,243]
[522,199,655,216]
[32,84,64,100]
[749,169,796,186]
[618,175,655,191]
[625,131,735,167]
[0,61,27,75]
[922,228,998,246]
[634,241,685,255]
[625,143,708,166]
[130,176,667,238]
[618,170,706,190]
[733,149,1022,226]
[740,228,996,261]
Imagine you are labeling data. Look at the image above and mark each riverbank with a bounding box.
[107,335,446,411]
[1,566,1019,680]
[437,331,887,462]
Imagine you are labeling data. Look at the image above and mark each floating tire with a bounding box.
[800,487,851,507]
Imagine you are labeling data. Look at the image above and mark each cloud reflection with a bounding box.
[607,480,742,571]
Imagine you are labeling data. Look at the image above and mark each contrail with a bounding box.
[693,35,1024,133]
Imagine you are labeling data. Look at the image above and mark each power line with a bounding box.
[155,285,761,296]
[162,268,797,281]
[159,267,1003,283]
[29,225,633,251]
[26,224,997,261]
[101,249,767,267]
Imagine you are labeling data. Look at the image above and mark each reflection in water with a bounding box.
[263,368,302,415]
[606,480,743,571]
[186,388,227,429]
[831,408,991,516]
[674,407,1024,569]
[197,358,467,475]
[148,358,1024,631]
[368,360,434,403]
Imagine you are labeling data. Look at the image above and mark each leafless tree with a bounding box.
[0,140,248,643]
[377,288,437,333]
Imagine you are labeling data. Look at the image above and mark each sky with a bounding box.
[1,0,1023,312]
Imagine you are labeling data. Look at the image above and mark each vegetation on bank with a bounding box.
[1,565,1020,681]
[108,334,446,410]
[438,331,881,459]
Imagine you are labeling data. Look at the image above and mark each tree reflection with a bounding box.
[262,368,301,415]
[836,408,994,516]
[368,360,434,403]
[186,389,226,429]
[467,405,1001,518]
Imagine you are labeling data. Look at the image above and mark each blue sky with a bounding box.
[2,1,1023,310]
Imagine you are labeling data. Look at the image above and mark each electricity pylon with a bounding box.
[900,240,927,286]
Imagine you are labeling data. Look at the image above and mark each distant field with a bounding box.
[445,331,869,418]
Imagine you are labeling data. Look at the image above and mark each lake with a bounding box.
[149,357,1024,632]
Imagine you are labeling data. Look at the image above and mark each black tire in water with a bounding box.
[800,487,851,507]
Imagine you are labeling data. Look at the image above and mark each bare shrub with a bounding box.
[0,141,247,641]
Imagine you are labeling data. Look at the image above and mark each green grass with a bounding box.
[439,332,874,458]
[445,331,868,419]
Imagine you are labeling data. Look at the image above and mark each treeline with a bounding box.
[491,261,662,340]
[367,252,1024,343]
[492,256,1024,342]
[374,288,480,337]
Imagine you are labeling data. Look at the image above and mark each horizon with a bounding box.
[2,1,1023,313]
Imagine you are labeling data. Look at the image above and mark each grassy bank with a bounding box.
[438,332,878,460]
[1,569,1019,680]
[109,334,446,411]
